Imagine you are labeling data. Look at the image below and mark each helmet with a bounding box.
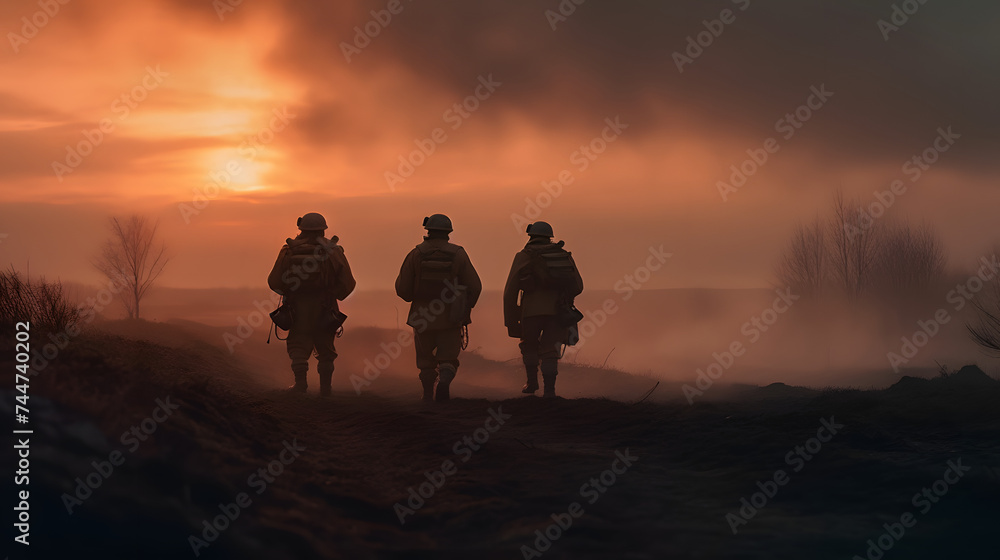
[422,214,453,232]
[526,221,553,237]
[297,212,328,231]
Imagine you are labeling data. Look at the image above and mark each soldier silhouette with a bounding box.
[504,221,583,398]
[395,214,482,401]
[267,212,356,395]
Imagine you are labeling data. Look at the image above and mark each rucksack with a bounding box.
[414,245,459,300]
[279,237,338,294]
[521,241,577,291]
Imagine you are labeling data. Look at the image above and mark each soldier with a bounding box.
[503,221,583,398]
[395,214,482,401]
[267,212,356,396]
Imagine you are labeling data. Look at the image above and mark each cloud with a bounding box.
[2,0,999,288]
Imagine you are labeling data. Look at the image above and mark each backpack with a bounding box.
[521,241,577,291]
[279,237,338,294]
[414,245,459,300]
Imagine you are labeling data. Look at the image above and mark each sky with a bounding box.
[1,0,998,290]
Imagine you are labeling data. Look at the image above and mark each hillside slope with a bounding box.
[5,322,1000,559]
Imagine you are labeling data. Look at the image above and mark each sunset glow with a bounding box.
[2,0,997,290]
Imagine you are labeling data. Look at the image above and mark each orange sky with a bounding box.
[1,0,998,290]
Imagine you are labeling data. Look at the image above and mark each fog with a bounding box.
[58,277,1000,391]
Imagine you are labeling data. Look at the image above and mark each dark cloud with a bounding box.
[266,0,999,167]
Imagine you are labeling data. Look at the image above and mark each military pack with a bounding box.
[521,241,577,291]
[278,237,340,294]
[414,244,460,300]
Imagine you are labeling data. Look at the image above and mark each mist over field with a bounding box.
[4,0,1000,558]
[57,281,999,392]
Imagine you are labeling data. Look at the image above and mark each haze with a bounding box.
[3,0,1000,385]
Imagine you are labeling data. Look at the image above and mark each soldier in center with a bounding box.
[395,214,482,401]
[504,221,584,398]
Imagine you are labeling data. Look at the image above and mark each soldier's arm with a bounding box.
[458,248,483,309]
[502,253,526,327]
[569,254,584,297]
[266,247,289,295]
[332,246,357,301]
[395,250,417,302]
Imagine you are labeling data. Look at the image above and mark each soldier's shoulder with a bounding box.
[324,236,345,252]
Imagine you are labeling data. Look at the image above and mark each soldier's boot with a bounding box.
[521,356,540,394]
[318,362,334,397]
[288,363,308,393]
[436,364,456,402]
[419,369,438,401]
[541,359,558,398]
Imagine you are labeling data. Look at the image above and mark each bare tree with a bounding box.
[94,215,169,319]
[873,222,946,293]
[776,218,827,297]
[828,190,884,299]
[968,248,1000,353]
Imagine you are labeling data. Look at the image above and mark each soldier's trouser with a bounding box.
[286,327,338,387]
[519,315,566,381]
[414,327,462,382]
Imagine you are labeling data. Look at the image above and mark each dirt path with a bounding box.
[14,330,1000,559]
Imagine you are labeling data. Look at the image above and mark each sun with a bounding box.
[202,147,273,193]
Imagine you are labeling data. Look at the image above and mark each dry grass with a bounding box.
[0,266,79,333]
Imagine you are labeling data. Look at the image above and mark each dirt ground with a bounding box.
[7,321,1000,559]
